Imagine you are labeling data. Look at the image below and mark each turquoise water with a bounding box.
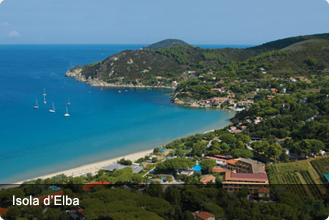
[0,44,235,184]
[192,164,202,172]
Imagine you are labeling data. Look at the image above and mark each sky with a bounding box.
[0,0,328,45]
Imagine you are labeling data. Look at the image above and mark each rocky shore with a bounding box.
[65,68,175,89]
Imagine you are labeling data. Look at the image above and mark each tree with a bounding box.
[236,134,251,144]
[220,133,237,144]
[156,158,195,171]
[200,159,217,173]
[164,186,181,205]
[267,143,282,159]
[118,158,132,165]
[3,206,21,220]
[236,140,245,149]
[131,174,143,184]
[237,187,249,199]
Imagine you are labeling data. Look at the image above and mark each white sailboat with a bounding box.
[67,98,70,106]
[49,102,55,113]
[64,105,70,117]
[33,98,39,109]
[43,88,47,104]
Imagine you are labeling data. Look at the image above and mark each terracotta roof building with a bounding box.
[200,175,216,184]
[82,181,110,191]
[223,172,269,193]
[193,211,215,220]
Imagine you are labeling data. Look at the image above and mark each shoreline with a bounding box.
[1,112,234,189]
[65,69,176,90]
[1,148,154,188]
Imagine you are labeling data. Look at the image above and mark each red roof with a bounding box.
[224,172,268,182]
[258,187,270,194]
[0,207,8,216]
[82,181,110,191]
[200,175,216,184]
[226,159,239,165]
[212,168,228,173]
[214,155,231,159]
[195,211,215,220]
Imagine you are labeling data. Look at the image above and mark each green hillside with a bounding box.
[66,33,329,90]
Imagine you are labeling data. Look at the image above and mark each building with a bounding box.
[102,163,143,174]
[258,187,270,198]
[223,172,269,193]
[212,166,229,173]
[193,211,215,220]
[172,81,178,87]
[200,175,216,184]
[237,100,254,106]
[82,181,110,191]
[267,95,275,100]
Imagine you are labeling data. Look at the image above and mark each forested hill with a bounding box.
[246,33,329,53]
[140,39,191,50]
[65,33,329,87]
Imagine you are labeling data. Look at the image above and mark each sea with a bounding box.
[0,44,251,184]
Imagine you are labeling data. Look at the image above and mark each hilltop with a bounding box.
[140,39,191,50]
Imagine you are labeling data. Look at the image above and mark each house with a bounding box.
[267,95,275,100]
[172,81,178,87]
[241,126,247,130]
[258,187,270,198]
[155,76,163,79]
[200,175,216,184]
[206,138,221,147]
[142,69,149,73]
[237,100,254,106]
[136,78,141,82]
[102,163,143,174]
[214,155,233,160]
[270,88,278,94]
[226,158,266,174]
[193,211,215,220]
[290,77,297,82]
[67,209,84,220]
[212,166,229,173]
[0,208,8,217]
[82,181,110,191]
[211,88,221,92]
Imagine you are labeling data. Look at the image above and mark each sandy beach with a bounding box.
[4,148,154,187]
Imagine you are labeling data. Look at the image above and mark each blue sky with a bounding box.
[0,0,328,45]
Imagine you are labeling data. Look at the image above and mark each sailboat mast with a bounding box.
[43,88,46,104]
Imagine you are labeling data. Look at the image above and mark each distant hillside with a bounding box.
[247,33,329,53]
[140,39,191,50]
[65,33,329,88]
